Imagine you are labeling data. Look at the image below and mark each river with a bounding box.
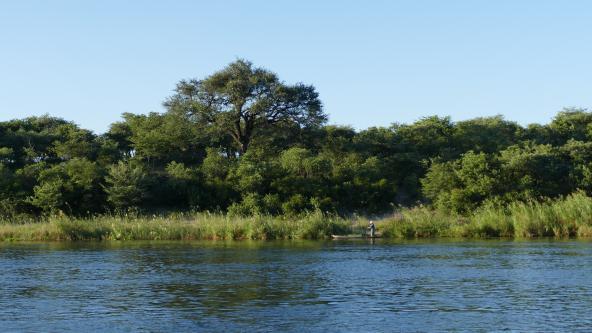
[1,240,591,332]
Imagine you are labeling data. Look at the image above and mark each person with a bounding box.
[368,221,376,238]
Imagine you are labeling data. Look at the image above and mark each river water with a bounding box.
[1,240,591,332]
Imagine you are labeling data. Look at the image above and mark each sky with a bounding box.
[1,0,591,134]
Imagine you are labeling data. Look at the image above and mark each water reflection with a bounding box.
[1,240,592,331]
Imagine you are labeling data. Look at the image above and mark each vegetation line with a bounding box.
[2,60,592,228]
[2,193,592,241]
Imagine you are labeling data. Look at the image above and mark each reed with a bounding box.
[379,207,457,238]
[0,211,352,241]
[378,191,592,238]
[2,192,592,241]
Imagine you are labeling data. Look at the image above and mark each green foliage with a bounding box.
[28,158,103,214]
[29,180,64,213]
[422,151,498,213]
[163,161,202,208]
[51,123,97,160]
[378,191,592,238]
[0,147,14,164]
[228,192,286,217]
[279,147,312,176]
[227,148,280,201]
[453,116,521,154]
[201,148,231,180]
[0,212,351,241]
[3,194,592,240]
[282,194,311,216]
[0,115,97,167]
[164,59,326,155]
[2,61,592,220]
[227,193,263,217]
[394,116,455,158]
[103,161,148,210]
[498,143,572,199]
[549,108,592,144]
[116,112,204,165]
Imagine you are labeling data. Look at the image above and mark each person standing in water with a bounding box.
[368,221,376,237]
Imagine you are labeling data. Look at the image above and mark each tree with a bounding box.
[103,161,148,210]
[394,116,455,159]
[28,158,103,214]
[548,108,592,144]
[498,143,573,198]
[561,140,592,194]
[114,112,205,166]
[164,59,326,155]
[0,115,94,167]
[51,123,97,160]
[453,115,521,154]
[421,152,499,213]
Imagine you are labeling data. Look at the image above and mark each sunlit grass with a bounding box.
[2,192,592,241]
[378,191,592,238]
[0,211,351,241]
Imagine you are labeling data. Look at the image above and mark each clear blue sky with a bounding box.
[1,0,591,134]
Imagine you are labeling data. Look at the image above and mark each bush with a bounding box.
[103,161,148,210]
[282,194,311,216]
[227,193,262,217]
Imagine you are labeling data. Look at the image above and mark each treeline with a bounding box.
[1,60,592,220]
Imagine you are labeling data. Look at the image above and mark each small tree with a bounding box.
[28,158,102,214]
[103,161,147,210]
[29,180,64,213]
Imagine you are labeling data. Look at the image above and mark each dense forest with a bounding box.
[1,60,592,220]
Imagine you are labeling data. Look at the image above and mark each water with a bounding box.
[1,240,591,332]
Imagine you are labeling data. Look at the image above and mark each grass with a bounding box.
[378,191,592,239]
[0,211,350,241]
[2,192,592,241]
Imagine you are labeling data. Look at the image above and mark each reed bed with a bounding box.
[379,192,592,238]
[0,211,350,241]
[1,192,592,241]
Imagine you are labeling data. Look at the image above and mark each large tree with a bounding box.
[164,59,326,155]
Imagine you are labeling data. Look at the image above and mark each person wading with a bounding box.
[368,221,376,238]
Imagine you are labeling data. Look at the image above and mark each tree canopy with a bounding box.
[164,59,326,155]
[1,61,592,219]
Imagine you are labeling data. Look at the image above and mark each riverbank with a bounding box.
[0,213,351,241]
[381,192,592,238]
[2,192,592,241]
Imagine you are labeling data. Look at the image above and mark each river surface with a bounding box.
[1,240,591,332]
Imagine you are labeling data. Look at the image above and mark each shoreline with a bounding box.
[2,192,592,241]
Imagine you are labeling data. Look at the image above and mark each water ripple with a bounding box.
[0,240,591,332]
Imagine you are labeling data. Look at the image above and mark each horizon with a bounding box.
[1,0,591,133]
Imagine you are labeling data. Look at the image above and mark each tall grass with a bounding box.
[2,192,592,241]
[0,211,351,241]
[378,191,592,238]
[380,207,458,238]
